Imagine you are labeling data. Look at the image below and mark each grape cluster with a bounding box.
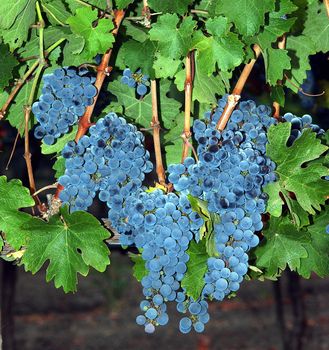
[33,67,97,145]
[121,68,149,97]
[58,112,153,212]
[282,112,325,145]
[168,96,277,305]
[115,188,207,333]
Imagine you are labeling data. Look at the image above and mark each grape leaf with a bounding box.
[42,0,72,26]
[153,54,182,79]
[65,0,106,13]
[41,126,77,155]
[263,48,291,85]
[0,0,35,29]
[216,0,275,37]
[303,1,329,53]
[114,0,134,9]
[120,39,157,79]
[181,240,208,301]
[148,0,194,14]
[255,216,310,276]
[53,156,66,178]
[124,22,148,43]
[149,14,196,60]
[129,252,148,282]
[194,0,217,16]
[66,7,115,59]
[298,207,329,278]
[0,43,19,89]
[270,85,285,107]
[108,79,180,129]
[194,26,244,75]
[175,52,230,104]
[285,35,316,92]
[264,181,284,217]
[22,206,111,293]
[266,123,329,214]
[0,176,35,250]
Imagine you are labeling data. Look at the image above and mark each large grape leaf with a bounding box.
[303,1,329,53]
[148,0,194,14]
[66,7,115,60]
[120,39,157,79]
[65,0,106,13]
[181,240,208,301]
[1,0,37,50]
[153,54,182,79]
[108,79,180,129]
[285,35,316,92]
[0,176,35,250]
[216,0,275,37]
[0,43,19,89]
[114,0,134,9]
[194,17,244,75]
[149,14,196,60]
[22,206,111,293]
[41,0,72,26]
[266,123,329,215]
[129,252,148,282]
[255,216,310,276]
[298,207,329,278]
[263,48,291,86]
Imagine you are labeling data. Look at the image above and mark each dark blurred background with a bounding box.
[0,53,328,350]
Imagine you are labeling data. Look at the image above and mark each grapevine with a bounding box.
[0,0,328,345]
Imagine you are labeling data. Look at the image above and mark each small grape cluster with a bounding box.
[168,96,277,309]
[121,68,149,97]
[33,67,97,145]
[282,112,325,145]
[58,112,152,212]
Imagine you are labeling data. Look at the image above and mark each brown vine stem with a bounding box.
[273,36,286,119]
[181,52,194,162]
[216,44,261,131]
[142,0,151,28]
[150,80,166,186]
[54,9,125,199]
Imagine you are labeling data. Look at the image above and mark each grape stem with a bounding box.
[216,44,261,131]
[150,80,166,186]
[284,74,325,97]
[0,39,65,120]
[273,36,286,119]
[325,0,329,18]
[181,52,195,162]
[142,0,151,28]
[54,9,125,200]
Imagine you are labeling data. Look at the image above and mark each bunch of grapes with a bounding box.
[33,67,97,145]
[168,96,277,307]
[121,68,149,97]
[58,112,153,212]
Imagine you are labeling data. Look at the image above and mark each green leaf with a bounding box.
[194,0,217,16]
[149,14,196,60]
[124,22,148,43]
[303,1,329,53]
[270,85,285,107]
[266,123,329,214]
[62,34,88,66]
[181,240,208,300]
[216,0,275,37]
[65,0,106,13]
[67,7,115,60]
[285,35,316,92]
[298,207,329,278]
[264,181,284,217]
[175,52,230,104]
[53,156,66,178]
[120,39,157,79]
[114,0,134,9]
[194,29,244,75]
[41,126,77,154]
[1,0,37,50]
[153,54,182,79]
[0,176,35,250]
[0,0,35,29]
[22,206,111,293]
[41,0,72,25]
[263,48,291,85]
[255,216,310,276]
[148,0,194,14]
[0,43,19,89]
[129,252,148,282]
[108,79,180,129]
